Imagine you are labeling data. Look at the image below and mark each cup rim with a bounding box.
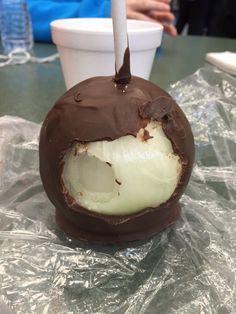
[51,18,163,35]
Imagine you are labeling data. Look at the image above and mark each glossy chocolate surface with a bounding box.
[39,75,194,243]
[114,47,131,85]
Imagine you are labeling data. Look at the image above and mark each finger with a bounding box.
[163,24,177,36]
[156,0,171,3]
[149,11,175,23]
[127,11,156,22]
[133,0,170,12]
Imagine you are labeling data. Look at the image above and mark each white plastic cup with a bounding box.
[51,18,163,90]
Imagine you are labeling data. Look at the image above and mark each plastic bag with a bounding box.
[0,67,235,314]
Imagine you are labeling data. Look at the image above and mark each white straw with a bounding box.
[111,0,128,74]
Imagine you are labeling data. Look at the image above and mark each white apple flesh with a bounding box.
[62,121,182,216]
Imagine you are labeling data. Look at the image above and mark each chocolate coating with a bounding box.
[39,76,195,244]
[114,47,131,84]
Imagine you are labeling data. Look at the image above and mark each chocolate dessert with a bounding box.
[39,57,194,243]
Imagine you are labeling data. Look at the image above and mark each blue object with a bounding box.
[27,0,111,42]
[1,0,33,52]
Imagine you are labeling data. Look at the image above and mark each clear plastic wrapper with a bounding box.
[0,67,235,314]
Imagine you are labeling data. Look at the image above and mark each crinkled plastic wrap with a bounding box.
[0,67,236,314]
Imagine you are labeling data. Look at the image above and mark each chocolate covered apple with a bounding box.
[39,73,194,243]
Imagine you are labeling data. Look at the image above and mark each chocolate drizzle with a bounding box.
[114,47,131,85]
[39,75,195,244]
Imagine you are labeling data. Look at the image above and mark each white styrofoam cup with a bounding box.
[51,18,163,89]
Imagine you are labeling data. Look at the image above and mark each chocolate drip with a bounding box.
[114,47,131,85]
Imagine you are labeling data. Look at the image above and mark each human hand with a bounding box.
[126,0,177,36]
